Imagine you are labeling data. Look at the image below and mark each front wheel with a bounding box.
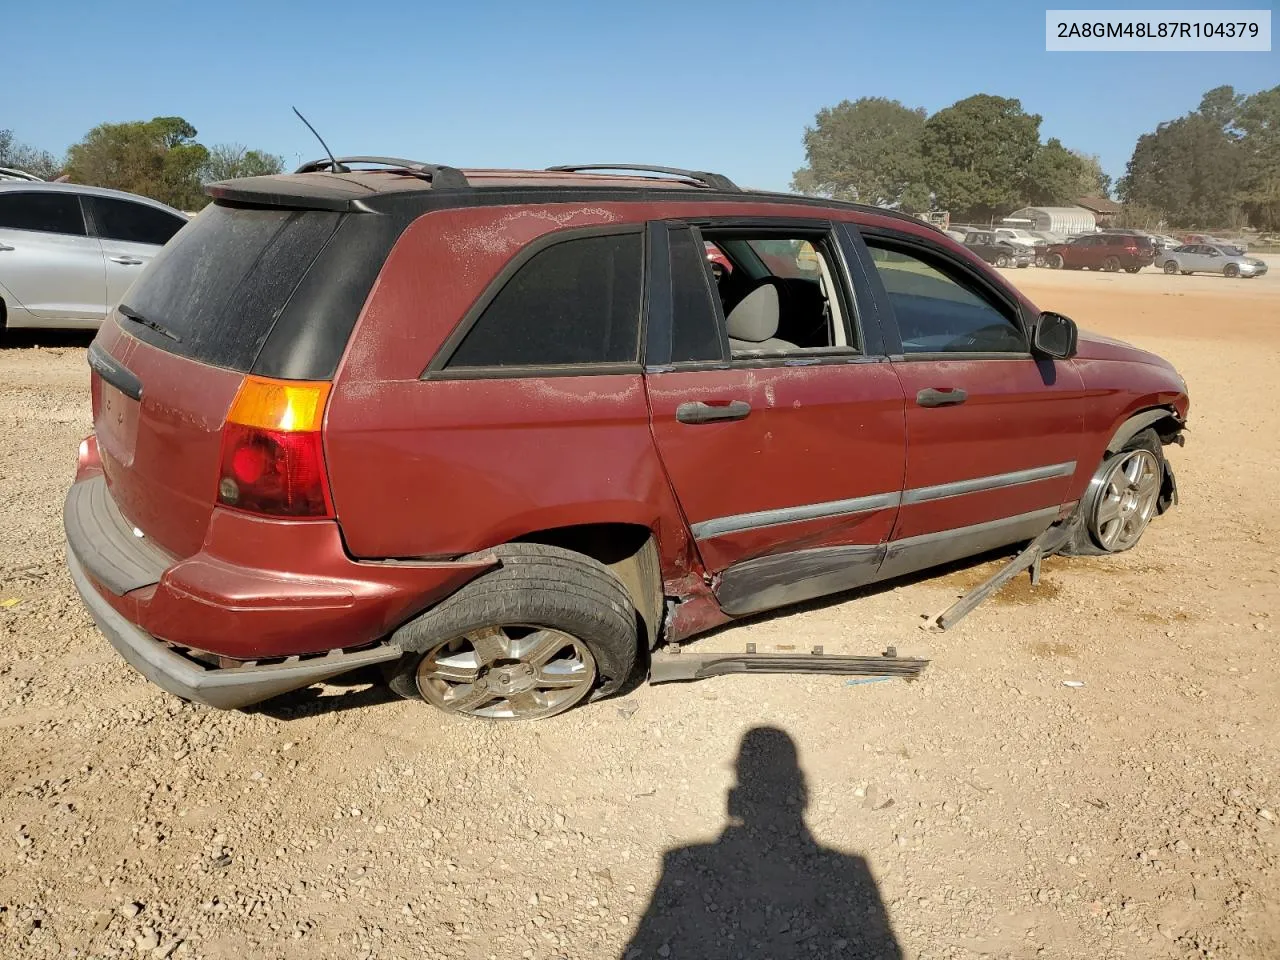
[385,544,638,720]
[995,255,1010,268]
[1224,263,1240,278]
[1163,261,1178,275]
[1062,429,1167,556]
[1048,253,1064,269]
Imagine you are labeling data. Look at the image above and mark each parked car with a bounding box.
[1040,232,1156,272]
[0,183,188,333]
[1155,243,1268,278]
[0,167,45,183]
[63,158,1188,720]
[993,227,1040,249]
[963,231,1034,267]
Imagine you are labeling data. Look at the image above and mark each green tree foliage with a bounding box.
[1117,89,1246,228]
[202,144,285,183]
[1235,86,1280,230]
[64,117,210,210]
[0,129,62,180]
[920,95,1042,221]
[1071,150,1111,198]
[791,98,928,210]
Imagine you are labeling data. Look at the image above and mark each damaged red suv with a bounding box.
[65,159,1189,720]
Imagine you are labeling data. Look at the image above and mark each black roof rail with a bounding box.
[293,156,469,189]
[546,164,740,192]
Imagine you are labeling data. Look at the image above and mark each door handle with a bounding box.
[916,387,968,408]
[676,400,751,424]
[109,256,144,265]
[0,242,14,252]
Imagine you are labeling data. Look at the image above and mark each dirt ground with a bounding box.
[1,262,1277,960]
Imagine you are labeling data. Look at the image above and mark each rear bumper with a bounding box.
[66,548,401,708]
[64,466,498,705]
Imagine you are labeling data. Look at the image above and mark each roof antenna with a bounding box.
[292,106,345,173]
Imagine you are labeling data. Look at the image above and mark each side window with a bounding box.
[865,241,1028,355]
[0,192,86,236]
[445,231,642,369]
[700,231,857,357]
[91,197,186,246]
[668,228,725,363]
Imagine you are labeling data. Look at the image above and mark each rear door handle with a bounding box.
[916,387,968,408]
[109,255,144,265]
[676,400,751,424]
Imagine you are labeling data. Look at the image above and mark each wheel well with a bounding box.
[514,523,665,651]
[1106,407,1184,453]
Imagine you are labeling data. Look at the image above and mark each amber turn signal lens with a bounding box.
[227,376,331,433]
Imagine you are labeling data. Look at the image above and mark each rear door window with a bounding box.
[443,230,643,370]
[119,204,341,372]
[89,196,187,246]
[0,191,86,236]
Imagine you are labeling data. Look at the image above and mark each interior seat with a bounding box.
[725,283,797,354]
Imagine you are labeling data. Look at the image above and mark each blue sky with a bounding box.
[6,0,1277,192]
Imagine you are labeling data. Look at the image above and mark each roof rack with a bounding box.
[0,166,44,183]
[293,156,469,190]
[545,164,740,192]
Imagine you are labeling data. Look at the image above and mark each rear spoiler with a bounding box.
[204,174,384,213]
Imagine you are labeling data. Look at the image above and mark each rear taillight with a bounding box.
[216,377,333,518]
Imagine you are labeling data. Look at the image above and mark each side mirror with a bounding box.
[1033,311,1078,360]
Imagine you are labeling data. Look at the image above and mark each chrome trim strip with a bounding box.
[691,461,1076,540]
[691,492,900,541]
[884,506,1061,550]
[901,461,1076,505]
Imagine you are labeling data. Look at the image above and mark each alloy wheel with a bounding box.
[1087,449,1162,552]
[415,625,597,720]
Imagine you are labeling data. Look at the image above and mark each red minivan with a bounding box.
[65,160,1189,720]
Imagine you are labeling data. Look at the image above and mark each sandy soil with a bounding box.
[1,264,1277,960]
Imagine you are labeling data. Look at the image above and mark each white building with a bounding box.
[1004,206,1097,236]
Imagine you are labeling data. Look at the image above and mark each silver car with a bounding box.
[1156,242,1269,279]
[0,183,188,332]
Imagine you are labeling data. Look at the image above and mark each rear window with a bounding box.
[444,231,643,370]
[119,204,341,372]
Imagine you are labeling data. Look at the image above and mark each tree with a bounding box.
[1197,85,1244,133]
[1118,108,1243,228]
[0,129,61,180]
[1070,150,1111,198]
[920,95,1041,221]
[1234,85,1280,230]
[63,116,210,210]
[202,143,285,183]
[791,98,929,210]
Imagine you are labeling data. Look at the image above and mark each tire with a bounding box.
[1048,254,1064,269]
[995,255,1010,268]
[1181,270,1192,276]
[1060,429,1167,557]
[1163,261,1178,275]
[1103,256,1121,273]
[1124,265,1141,274]
[1017,261,1030,268]
[1224,263,1240,278]
[384,543,638,720]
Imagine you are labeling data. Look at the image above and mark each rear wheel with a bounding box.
[1061,429,1166,556]
[1103,256,1121,273]
[1224,263,1240,278]
[1124,265,1141,274]
[1163,261,1178,275]
[1181,270,1193,276]
[385,544,637,720]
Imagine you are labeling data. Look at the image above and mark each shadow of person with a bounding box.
[623,726,901,959]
